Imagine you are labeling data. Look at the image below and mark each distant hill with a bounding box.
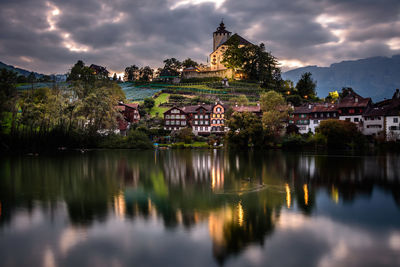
[0,61,43,78]
[0,61,67,81]
[282,55,400,101]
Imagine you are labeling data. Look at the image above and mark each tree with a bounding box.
[139,66,154,81]
[222,41,282,89]
[229,94,249,106]
[182,58,199,68]
[162,58,182,76]
[325,90,339,102]
[0,69,18,133]
[124,65,139,81]
[295,72,316,99]
[316,119,364,148]
[112,73,118,81]
[226,112,264,148]
[143,97,155,110]
[260,91,289,136]
[177,127,195,144]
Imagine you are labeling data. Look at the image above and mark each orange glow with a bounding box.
[303,184,309,205]
[237,202,244,227]
[211,164,224,191]
[114,191,126,219]
[285,183,291,208]
[287,91,291,95]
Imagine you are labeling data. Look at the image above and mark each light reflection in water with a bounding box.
[237,201,244,227]
[114,191,126,219]
[285,183,291,208]
[303,184,309,206]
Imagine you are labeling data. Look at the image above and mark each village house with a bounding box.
[337,89,371,129]
[115,103,140,135]
[289,104,313,134]
[164,107,188,131]
[211,102,227,133]
[363,89,400,140]
[182,105,212,135]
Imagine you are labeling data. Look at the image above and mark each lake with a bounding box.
[1,150,400,267]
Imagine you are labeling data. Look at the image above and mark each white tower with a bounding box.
[213,20,231,51]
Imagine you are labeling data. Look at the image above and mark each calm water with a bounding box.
[1,150,400,267]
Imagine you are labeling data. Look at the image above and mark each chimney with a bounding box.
[308,104,312,109]
[355,97,358,103]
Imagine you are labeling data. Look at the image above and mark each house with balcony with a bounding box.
[182,105,212,135]
[115,102,140,135]
[164,107,188,131]
[289,104,313,134]
[338,89,371,129]
[211,102,228,134]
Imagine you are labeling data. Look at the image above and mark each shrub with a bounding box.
[316,119,364,149]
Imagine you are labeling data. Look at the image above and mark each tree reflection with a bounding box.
[0,150,399,264]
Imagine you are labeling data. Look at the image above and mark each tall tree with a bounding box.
[162,58,182,76]
[139,66,154,81]
[226,112,264,148]
[124,65,139,81]
[182,58,199,68]
[260,91,289,136]
[295,72,316,99]
[112,73,118,81]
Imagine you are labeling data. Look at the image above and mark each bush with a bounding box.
[316,119,364,149]
[282,134,306,149]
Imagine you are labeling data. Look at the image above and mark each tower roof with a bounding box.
[222,33,252,46]
[214,21,231,34]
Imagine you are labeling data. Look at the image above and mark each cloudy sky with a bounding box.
[1,0,399,75]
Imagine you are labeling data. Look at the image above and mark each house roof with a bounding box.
[122,103,139,109]
[312,103,338,112]
[338,91,371,108]
[232,105,261,113]
[293,104,314,114]
[222,33,252,46]
[182,105,212,113]
[164,106,186,114]
[365,98,400,116]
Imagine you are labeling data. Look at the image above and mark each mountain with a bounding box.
[0,61,44,78]
[282,55,400,101]
[0,61,67,81]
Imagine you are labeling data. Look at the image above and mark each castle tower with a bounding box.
[213,20,231,51]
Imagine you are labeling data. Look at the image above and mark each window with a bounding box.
[314,120,318,124]
[171,115,175,119]
[354,118,359,122]
[195,121,198,125]
[333,113,336,117]
[205,115,209,119]
[195,127,198,130]
[166,115,170,119]
[289,120,294,124]
[213,120,216,124]
[166,120,170,125]
[182,121,186,125]
[200,115,203,119]
[314,114,317,118]
[176,121,180,125]
[327,113,330,118]
[320,113,323,118]
[205,127,208,131]
[221,120,224,124]
[195,115,198,119]
[205,121,209,125]
[394,118,399,123]
[200,127,203,131]
[217,114,220,118]
[171,120,175,125]
[181,115,185,119]
[217,107,221,112]
[217,120,220,124]
[200,121,203,125]
[349,109,355,114]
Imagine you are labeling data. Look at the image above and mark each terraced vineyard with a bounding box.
[120,82,162,101]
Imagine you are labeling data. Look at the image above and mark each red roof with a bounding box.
[232,105,261,113]
[182,105,212,113]
[338,91,371,108]
[122,103,139,109]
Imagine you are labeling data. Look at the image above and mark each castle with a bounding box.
[182,21,252,79]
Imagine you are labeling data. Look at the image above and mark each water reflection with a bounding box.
[0,150,400,266]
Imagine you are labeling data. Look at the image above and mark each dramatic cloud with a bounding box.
[0,0,399,74]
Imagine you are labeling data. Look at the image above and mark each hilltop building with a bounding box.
[182,21,253,79]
